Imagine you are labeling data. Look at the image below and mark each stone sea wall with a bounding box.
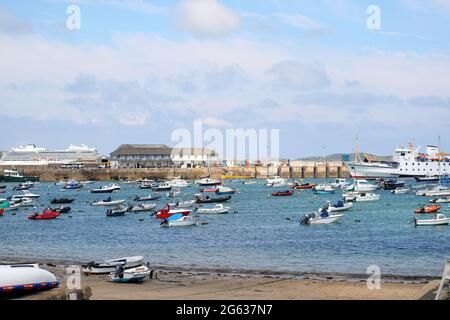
[0,163,350,181]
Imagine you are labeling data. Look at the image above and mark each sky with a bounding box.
[0,0,450,158]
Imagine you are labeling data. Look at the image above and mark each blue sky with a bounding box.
[0,0,450,158]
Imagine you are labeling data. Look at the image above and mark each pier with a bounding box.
[0,162,350,182]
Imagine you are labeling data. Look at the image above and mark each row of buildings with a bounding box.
[0,144,222,168]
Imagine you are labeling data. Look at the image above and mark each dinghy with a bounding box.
[312,184,336,194]
[106,206,128,217]
[134,195,161,202]
[430,197,450,204]
[153,182,172,191]
[4,201,22,211]
[160,214,198,227]
[15,198,37,207]
[130,203,157,212]
[195,178,221,186]
[291,182,317,190]
[215,186,236,195]
[195,195,232,204]
[91,197,125,207]
[414,205,441,214]
[82,256,144,274]
[271,190,294,196]
[51,206,71,214]
[0,264,58,294]
[51,198,75,204]
[414,214,450,226]
[392,187,410,194]
[28,209,60,220]
[197,204,231,214]
[110,265,150,283]
[11,191,40,200]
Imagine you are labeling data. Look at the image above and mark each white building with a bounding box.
[171,148,220,168]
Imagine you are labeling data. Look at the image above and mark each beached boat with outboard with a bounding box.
[82,256,144,274]
[110,265,150,283]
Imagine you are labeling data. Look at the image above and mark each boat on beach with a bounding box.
[414,214,450,226]
[110,265,150,283]
[0,264,58,294]
[82,256,144,274]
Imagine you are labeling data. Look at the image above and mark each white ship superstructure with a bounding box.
[0,144,101,165]
[344,144,450,178]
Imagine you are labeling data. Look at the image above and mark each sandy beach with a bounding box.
[3,259,444,300]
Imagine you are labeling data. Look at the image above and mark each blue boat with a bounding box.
[64,180,83,190]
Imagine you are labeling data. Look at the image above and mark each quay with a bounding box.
[0,162,350,182]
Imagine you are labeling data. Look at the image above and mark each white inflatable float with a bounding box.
[0,264,58,294]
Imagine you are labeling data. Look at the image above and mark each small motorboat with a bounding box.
[152,182,172,191]
[330,179,350,189]
[379,179,405,190]
[160,214,198,227]
[271,190,294,197]
[17,198,37,207]
[300,211,344,225]
[51,198,75,204]
[0,264,58,294]
[28,210,60,220]
[414,214,450,226]
[430,197,450,204]
[292,182,317,190]
[156,204,191,219]
[312,184,336,194]
[167,178,191,188]
[130,203,157,212]
[320,200,353,213]
[106,206,129,217]
[194,178,221,186]
[90,184,121,194]
[197,204,231,214]
[195,195,232,204]
[82,256,144,274]
[415,175,440,182]
[265,176,289,188]
[134,195,161,201]
[392,187,411,194]
[110,265,150,283]
[242,181,257,185]
[63,180,83,190]
[215,186,236,195]
[168,200,196,208]
[91,197,125,207]
[4,201,22,211]
[343,192,380,202]
[138,181,156,189]
[51,206,71,214]
[414,205,441,214]
[11,191,40,200]
[13,183,32,191]
[345,179,378,192]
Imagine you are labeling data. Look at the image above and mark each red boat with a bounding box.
[28,210,60,220]
[271,190,294,197]
[156,204,191,219]
[0,209,3,217]
[292,183,317,190]
[414,205,441,214]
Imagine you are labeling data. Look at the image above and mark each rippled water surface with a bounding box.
[1,180,449,276]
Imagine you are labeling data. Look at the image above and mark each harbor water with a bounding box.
[1,180,449,277]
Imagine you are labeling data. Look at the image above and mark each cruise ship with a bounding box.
[0,144,102,165]
[344,144,450,179]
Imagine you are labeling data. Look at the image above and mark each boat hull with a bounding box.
[0,176,39,183]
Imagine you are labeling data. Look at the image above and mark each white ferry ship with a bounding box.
[0,144,102,165]
[344,144,450,179]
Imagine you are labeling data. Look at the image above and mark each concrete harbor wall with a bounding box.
[0,163,350,181]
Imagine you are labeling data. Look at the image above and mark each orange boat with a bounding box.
[292,183,317,190]
[414,205,441,214]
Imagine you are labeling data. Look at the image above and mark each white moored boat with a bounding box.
[168,200,196,208]
[300,212,344,225]
[130,203,157,212]
[265,176,288,188]
[11,191,40,200]
[168,178,191,188]
[82,256,144,274]
[0,264,58,294]
[414,214,450,226]
[91,198,125,207]
[430,197,450,204]
[345,179,378,192]
[197,204,231,214]
[160,214,198,227]
[320,201,353,213]
[392,187,411,194]
[194,178,221,186]
[343,192,380,202]
[331,179,351,189]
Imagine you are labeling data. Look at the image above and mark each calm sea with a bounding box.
[1,179,449,277]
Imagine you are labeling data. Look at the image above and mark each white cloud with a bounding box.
[199,117,231,127]
[0,7,32,33]
[176,0,241,37]
[119,113,148,126]
[273,13,328,33]
[266,61,330,90]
